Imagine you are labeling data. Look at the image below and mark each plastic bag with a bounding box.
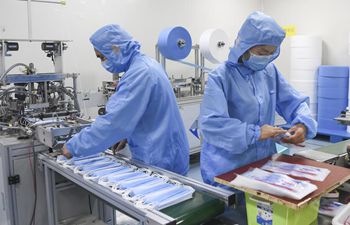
[261,160,330,181]
[230,168,317,200]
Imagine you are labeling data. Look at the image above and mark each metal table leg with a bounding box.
[44,164,58,225]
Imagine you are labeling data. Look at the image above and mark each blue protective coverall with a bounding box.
[66,25,189,175]
[199,11,317,185]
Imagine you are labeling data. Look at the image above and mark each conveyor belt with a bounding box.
[161,192,225,225]
[40,153,231,225]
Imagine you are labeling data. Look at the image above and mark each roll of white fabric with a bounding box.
[199,29,229,64]
[290,35,322,121]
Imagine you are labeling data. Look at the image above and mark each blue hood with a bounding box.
[90,24,141,73]
[228,11,286,64]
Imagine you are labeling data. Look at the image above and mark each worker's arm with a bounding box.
[273,65,317,140]
[199,71,285,154]
[64,67,155,158]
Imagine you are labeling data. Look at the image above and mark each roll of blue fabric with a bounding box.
[157,26,192,60]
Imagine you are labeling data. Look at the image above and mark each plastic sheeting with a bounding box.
[261,160,330,181]
[230,168,317,200]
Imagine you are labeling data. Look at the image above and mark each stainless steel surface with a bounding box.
[35,120,91,149]
[0,136,48,225]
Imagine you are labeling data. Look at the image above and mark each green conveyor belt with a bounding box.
[161,191,225,225]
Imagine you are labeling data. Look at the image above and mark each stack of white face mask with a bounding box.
[56,154,195,210]
[230,168,317,200]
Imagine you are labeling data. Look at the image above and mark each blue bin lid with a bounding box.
[318,66,349,78]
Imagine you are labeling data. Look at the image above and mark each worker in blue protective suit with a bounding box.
[62,24,189,175]
[199,11,317,186]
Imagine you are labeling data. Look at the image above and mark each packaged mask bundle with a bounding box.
[230,168,317,200]
[98,171,150,188]
[83,165,135,181]
[261,160,330,181]
[112,174,168,194]
[319,198,344,217]
[56,154,195,210]
[134,185,195,210]
[122,180,175,200]
[56,153,103,165]
[73,160,120,175]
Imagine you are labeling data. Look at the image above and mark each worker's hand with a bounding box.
[281,123,307,145]
[62,144,72,159]
[259,125,287,141]
[112,139,127,155]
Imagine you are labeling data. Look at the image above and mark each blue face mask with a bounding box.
[102,60,121,74]
[243,52,273,71]
[101,49,128,74]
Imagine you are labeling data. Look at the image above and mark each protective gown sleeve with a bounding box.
[66,68,154,157]
[274,66,317,139]
[199,74,261,154]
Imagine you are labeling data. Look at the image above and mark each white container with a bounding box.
[291,47,322,59]
[290,35,322,121]
[290,80,317,103]
[290,70,317,81]
[309,103,318,114]
[291,58,322,70]
[348,32,350,55]
[290,80,317,90]
[298,90,317,103]
[290,36,322,48]
[332,203,350,225]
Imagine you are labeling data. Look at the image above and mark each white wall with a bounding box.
[0,0,261,91]
[263,0,350,80]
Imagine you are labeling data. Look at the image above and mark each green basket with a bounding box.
[245,193,319,225]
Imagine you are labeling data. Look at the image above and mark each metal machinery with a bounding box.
[334,111,350,166]
[0,38,94,225]
[155,45,207,155]
[0,39,235,225]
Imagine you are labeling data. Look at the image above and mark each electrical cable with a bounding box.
[0,63,30,83]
